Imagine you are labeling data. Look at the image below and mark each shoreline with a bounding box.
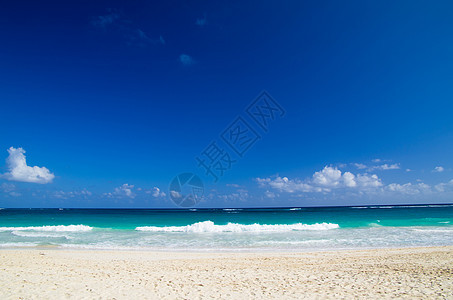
[1,243,453,253]
[1,246,452,299]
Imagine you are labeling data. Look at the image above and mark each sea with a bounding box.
[0,204,452,252]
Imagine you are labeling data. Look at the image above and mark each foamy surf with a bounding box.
[10,231,73,239]
[1,206,452,251]
[0,225,93,232]
[135,221,339,233]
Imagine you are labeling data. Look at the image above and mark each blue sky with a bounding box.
[1,0,452,208]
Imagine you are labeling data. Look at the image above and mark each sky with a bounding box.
[0,0,452,208]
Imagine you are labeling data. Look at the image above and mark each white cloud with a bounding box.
[353,163,367,169]
[343,172,357,187]
[53,189,92,199]
[313,166,382,189]
[146,187,166,198]
[355,174,382,188]
[170,190,182,199]
[380,163,400,170]
[79,189,92,196]
[372,159,381,163]
[312,166,342,187]
[2,147,55,184]
[180,54,195,66]
[106,184,135,199]
[264,190,276,198]
[368,163,400,171]
[434,179,453,192]
[433,166,444,173]
[386,182,431,195]
[257,166,382,194]
[257,163,453,200]
[256,176,313,193]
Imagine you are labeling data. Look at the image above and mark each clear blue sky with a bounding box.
[1,0,452,208]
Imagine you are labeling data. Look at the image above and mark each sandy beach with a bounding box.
[0,246,451,299]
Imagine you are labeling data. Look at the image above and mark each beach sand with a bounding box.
[0,246,452,299]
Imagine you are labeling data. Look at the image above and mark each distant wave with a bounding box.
[0,225,93,232]
[358,204,453,209]
[386,205,451,208]
[135,221,339,233]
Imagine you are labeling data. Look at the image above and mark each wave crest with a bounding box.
[0,225,93,232]
[135,221,339,233]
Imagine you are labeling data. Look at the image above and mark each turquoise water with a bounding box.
[0,205,452,251]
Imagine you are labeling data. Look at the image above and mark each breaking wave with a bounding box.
[0,225,93,232]
[135,221,339,233]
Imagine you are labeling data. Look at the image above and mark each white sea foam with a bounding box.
[411,228,453,233]
[255,239,331,245]
[135,221,339,233]
[0,242,39,248]
[0,225,93,232]
[11,231,72,239]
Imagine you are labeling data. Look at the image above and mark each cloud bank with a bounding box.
[257,166,382,193]
[257,165,453,199]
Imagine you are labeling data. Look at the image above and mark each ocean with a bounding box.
[0,205,452,251]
